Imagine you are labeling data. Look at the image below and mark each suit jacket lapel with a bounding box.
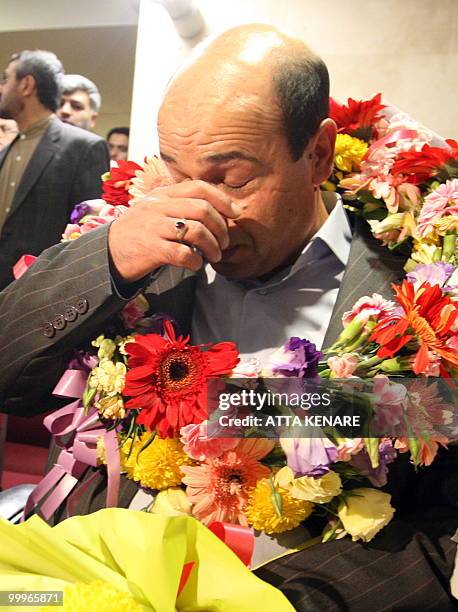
[322,213,408,349]
[9,118,61,216]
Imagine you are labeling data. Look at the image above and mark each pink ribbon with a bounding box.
[366,129,419,156]
[208,521,255,567]
[24,369,120,521]
[12,254,37,279]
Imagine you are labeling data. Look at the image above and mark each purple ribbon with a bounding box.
[24,369,120,521]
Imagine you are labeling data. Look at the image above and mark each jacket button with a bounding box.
[75,297,89,315]
[53,314,66,331]
[64,305,78,322]
[43,322,55,338]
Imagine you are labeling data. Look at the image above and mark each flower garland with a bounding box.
[44,94,458,544]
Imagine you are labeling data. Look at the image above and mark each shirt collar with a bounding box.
[19,114,53,140]
[311,195,352,266]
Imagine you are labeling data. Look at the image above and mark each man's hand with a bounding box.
[108,180,242,282]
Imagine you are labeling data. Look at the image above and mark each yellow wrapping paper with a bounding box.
[0,508,294,611]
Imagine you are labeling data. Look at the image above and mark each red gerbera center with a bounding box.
[159,347,203,394]
[123,322,239,437]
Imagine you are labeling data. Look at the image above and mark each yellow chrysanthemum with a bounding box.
[334,134,368,173]
[91,335,117,360]
[245,478,313,535]
[122,433,193,490]
[95,393,126,419]
[88,358,126,394]
[41,581,142,612]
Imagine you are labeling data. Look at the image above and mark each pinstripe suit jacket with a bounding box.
[1,213,455,523]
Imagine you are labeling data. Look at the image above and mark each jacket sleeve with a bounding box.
[70,137,110,203]
[0,224,131,416]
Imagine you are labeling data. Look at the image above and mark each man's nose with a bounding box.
[59,102,71,117]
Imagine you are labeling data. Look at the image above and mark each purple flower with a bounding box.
[70,201,91,224]
[68,350,98,373]
[406,262,456,289]
[350,439,397,487]
[280,436,338,477]
[271,337,322,378]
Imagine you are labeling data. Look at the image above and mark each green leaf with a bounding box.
[137,430,156,459]
[269,478,283,518]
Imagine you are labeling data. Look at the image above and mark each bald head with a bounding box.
[156,24,335,280]
[161,24,329,160]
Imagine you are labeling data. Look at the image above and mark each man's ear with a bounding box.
[90,111,98,129]
[307,118,337,186]
[18,74,37,98]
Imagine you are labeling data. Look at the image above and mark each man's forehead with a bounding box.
[64,90,90,104]
[159,90,281,138]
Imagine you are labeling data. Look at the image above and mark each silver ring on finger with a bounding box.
[174,219,189,241]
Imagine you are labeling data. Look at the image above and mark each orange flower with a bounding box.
[371,280,458,374]
[181,440,274,525]
[395,434,448,466]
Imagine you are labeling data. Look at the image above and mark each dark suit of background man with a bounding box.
[0,50,109,291]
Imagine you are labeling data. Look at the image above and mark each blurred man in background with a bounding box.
[107,126,129,162]
[0,118,18,150]
[57,74,101,131]
[0,50,109,290]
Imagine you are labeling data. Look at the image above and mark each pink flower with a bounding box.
[231,358,262,378]
[327,353,359,378]
[79,216,108,234]
[120,296,149,329]
[180,421,239,461]
[417,179,458,237]
[129,156,173,203]
[181,440,273,524]
[61,223,82,241]
[336,438,364,462]
[342,293,396,327]
[372,375,407,434]
[83,199,107,215]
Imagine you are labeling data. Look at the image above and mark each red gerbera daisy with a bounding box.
[329,93,385,137]
[391,139,458,185]
[370,280,458,375]
[123,321,239,438]
[102,160,143,206]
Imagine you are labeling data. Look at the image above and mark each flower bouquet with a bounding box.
[20,95,458,561]
[0,508,294,611]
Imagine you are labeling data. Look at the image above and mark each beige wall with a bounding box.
[199,0,457,141]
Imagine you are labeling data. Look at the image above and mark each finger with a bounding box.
[160,198,229,250]
[165,218,222,263]
[162,241,204,272]
[154,180,242,218]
